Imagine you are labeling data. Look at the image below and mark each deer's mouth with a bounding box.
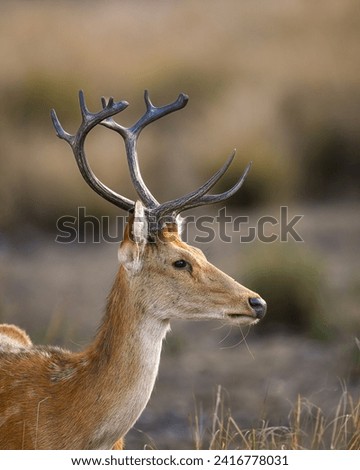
[225,297,266,323]
[225,312,258,324]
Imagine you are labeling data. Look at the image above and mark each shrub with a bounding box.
[241,243,328,338]
[202,142,297,210]
[0,73,81,128]
[281,87,360,202]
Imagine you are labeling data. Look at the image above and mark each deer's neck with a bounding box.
[76,268,170,448]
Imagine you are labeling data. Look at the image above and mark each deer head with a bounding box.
[51,91,266,327]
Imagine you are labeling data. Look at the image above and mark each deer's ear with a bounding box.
[118,238,147,273]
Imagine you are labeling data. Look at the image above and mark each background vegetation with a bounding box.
[0,0,359,449]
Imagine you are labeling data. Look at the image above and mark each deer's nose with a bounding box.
[248,297,267,319]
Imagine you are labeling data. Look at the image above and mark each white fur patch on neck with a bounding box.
[133,201,148,244]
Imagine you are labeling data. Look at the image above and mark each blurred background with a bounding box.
[0,0,359,448]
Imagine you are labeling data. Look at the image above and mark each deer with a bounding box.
[0,90,266,450]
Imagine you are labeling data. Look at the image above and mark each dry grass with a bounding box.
[192,386,360,450]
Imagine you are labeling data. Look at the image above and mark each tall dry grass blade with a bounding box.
[311,406,325,449]
[290,394,302,450]
[330,390,348,449]
[228,416,251,450]
[212,385,222,439]
[191,399,203,450]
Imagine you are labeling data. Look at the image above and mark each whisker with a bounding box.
[218,326,233,345]
[219,325,255,358]
[239,326,255,359]
[212,322,228,332]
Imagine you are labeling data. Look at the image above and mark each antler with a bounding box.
[153,152,251,219]
[51,90,251,230]
[100,90,189,209]
[51,91,134,211]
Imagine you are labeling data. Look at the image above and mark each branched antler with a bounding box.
[51,90,251,230]
[51,91,133,211]
[100,90,189,209]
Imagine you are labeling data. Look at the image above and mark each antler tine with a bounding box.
[51,90,134,211]
[100,91,189,210]
[154,150,237,218]
[51,109,74,144]
[174,161,252,213]
[131,90,189,136]
[100,96,128,139]
[154,156,251,219]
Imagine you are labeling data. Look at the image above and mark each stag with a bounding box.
[0,91,266,449]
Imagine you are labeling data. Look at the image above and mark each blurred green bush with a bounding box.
[0,73,80,128]
[281,87,360,202]
[206,143,297,208]
[241,243,329,339]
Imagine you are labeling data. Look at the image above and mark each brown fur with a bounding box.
[112,438,124,450]
[0,324,32,348]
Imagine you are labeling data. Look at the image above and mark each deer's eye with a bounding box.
[173,259,190,270]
